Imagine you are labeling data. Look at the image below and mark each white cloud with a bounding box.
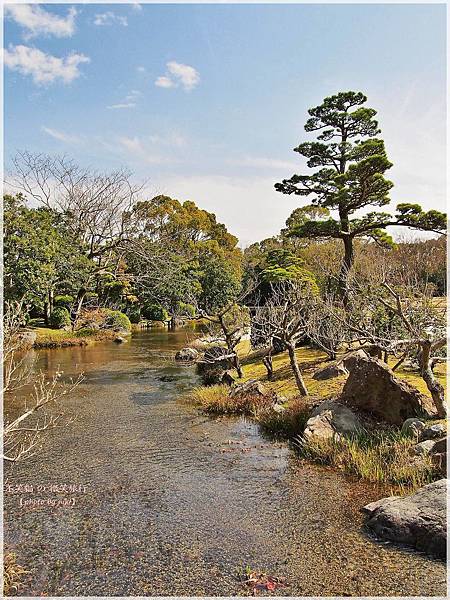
[155,61,200,91]
[137,66,147,73]
[93,12,128,27]
[131,3,143,11]
[5,5,76,39]
[107,90,141,109]
[107,103,136,110]
[41,126,80,144]
[155,75,175,89]
[4,45,90,85]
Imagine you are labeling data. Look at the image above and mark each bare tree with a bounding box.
[330,266,447,417]
[6,151,145,320]
[304,294,347,360]
[200,302,250,378]
[2,302,82,462]
[252,280,316,395]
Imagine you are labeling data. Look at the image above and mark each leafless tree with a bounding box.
[2,301,82,462]
[6,151,145,319]
[330,265,447,417]
[252,280,316,395]
[304,294,347,360]
[199,302,250,378]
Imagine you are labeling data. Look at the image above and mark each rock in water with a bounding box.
[312,362,348,381]
[303,399,362,441]
[363,479,447,559]
[340,353,434,424]
[175,347,199,361]
[114,336,126,344]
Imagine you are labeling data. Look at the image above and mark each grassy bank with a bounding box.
[32,327,120,348]
[185,342,446,492]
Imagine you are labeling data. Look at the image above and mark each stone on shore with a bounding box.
[340,352,434,424]
[363,479,447,559]
[303,399,362,441]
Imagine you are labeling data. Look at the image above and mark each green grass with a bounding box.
[32,326,116,348]
[256,399,310,439]
[298,429,438,492]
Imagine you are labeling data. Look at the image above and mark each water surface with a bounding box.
[4,329,446,596]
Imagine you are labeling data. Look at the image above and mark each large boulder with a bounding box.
[303,399,362,441]
[312,362,348,381]
[175,347,199,361]
[15,329,37,350]
[340,353,434,424]
[362,479,447,559]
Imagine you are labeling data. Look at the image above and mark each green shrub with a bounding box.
[126,306,141,324]
[257,399,310,439]
[177,302,196,318]
[54,294,74,308]
[142,303,168,321]
[49,307,71,329]
[104,310,131,332]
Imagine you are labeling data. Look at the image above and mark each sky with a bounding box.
[3,2,447,246]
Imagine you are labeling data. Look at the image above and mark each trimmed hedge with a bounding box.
[49,307,71,329]
[141,304,168,322]
[104,310,132,332]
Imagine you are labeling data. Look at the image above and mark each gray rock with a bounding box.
[401,418,426,438]
[312,362,348,381]
[303,399,362,441]
[272,402,286,414]
[410,439,436,456]
[114,336,126,344]
[363,479,447,559]
[340,353,434,424]
[229,379,268,398]
[411,437,447,457]
[175,347,199,361]
[420,424,446,442]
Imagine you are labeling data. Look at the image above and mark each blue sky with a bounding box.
[4,2,447,246]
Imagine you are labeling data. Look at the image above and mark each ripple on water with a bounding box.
[4,329,447,596]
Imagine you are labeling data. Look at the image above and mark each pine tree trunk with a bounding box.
[287,343,308,396]
[339,235,354,308]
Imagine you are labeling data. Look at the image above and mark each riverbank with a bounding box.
[185,341,447,493]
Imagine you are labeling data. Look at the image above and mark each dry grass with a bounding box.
[184,384,274,416]
[298,430,438,492]
[3,552,29,596]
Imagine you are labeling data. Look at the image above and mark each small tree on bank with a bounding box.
[253,279,317,396]
[275,91,447,302]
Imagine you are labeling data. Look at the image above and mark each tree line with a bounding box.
[4,91,447,418]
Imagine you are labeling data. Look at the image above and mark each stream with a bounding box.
[3,328,446,596]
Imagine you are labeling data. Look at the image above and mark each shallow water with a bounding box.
[4,329,447,596]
